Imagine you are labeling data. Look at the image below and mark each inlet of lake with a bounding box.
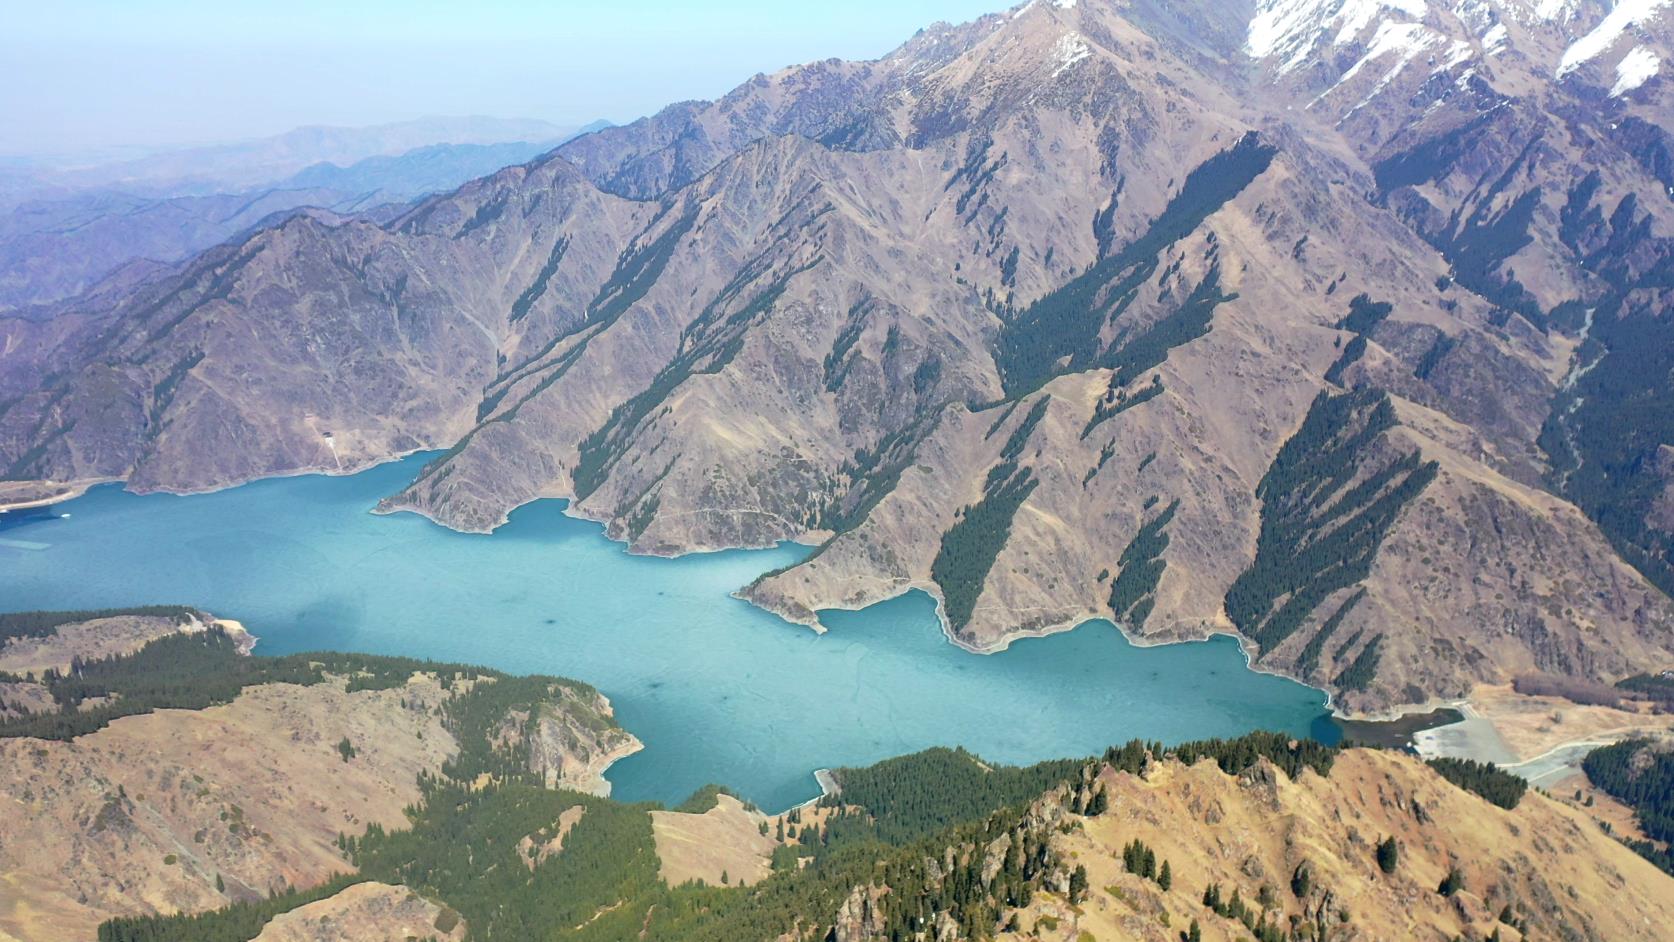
[0,454,1337,810]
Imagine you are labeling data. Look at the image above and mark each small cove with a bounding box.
[0,455,1336,810]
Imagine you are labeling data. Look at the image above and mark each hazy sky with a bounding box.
[0,0,1005,160]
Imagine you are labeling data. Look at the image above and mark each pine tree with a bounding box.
[1069,865,1089,904]
[1186,917,1201,942]
[1158,860,1172,891]
[1437,867,1463,897]
[1087,785,1108,815]
[215,873,224,893]
[1376,835,1399,874]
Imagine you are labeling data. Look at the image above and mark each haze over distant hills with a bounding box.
[0,118,611,312]
[1,115,587,196]
[4,0,1674,717]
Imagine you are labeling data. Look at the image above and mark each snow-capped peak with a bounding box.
[1557,0,1674,75]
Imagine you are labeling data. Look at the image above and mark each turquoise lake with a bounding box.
[0,455,1334,810]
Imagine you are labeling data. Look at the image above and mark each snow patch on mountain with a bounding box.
[1340,21,1448,85]
[1611,44,1662,92]
[1558,0,1674,75]
[1311,18,1467,112]
[1483,21,1510,52]
[1052,32,1092,76]
[1249,0,1430,71]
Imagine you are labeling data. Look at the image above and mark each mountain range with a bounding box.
[0,115,584,197]
[4,0,1674,714]
[0,131,609,313]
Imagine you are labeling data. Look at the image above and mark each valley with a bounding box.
[4,0,1674,938]
[5,0,1672,719]
[0,455,1333,812]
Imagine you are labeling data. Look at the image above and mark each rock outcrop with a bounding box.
[249,881,466,942]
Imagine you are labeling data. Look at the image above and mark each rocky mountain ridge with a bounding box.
[3,0,1673,711]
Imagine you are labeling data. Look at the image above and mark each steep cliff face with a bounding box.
[4,0,1674,710]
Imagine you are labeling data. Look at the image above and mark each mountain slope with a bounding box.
[3,0,1673,711]
[4,615,1665,941]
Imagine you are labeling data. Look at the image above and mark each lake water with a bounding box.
[0,455,1334,810]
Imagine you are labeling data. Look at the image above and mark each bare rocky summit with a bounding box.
[4,0,1674,711]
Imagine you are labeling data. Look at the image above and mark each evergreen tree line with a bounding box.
[97,715,1548,942]
[98,656,648,942]
[1373,117,1545,323]
[812,411,937,535]
[1106,499,1178,630]
[1294,589,1364,681]
[1539,170,1674,598]
[0,606,199,646]
[821,746,1083,847]
[1615,672,1674,710]
[994,132,1276,397]
[96,874,366,942]
[1223,388,1437,682]
[1120,838,1169,889]
[1322,293,1393,387]
[0,628,505,741]
[574,259,809,498]
[1081,373,1164,439]
[1582,738,1674,875]
[929,463,1040,631]
[1332,635,1385,694]
[929,393,1052,632]
[1426,757,1527,809]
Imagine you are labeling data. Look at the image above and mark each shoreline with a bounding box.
[15,459,1639,772]
[0,479,115,513]
[1,446,445,517]
[0,462,1444,729]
